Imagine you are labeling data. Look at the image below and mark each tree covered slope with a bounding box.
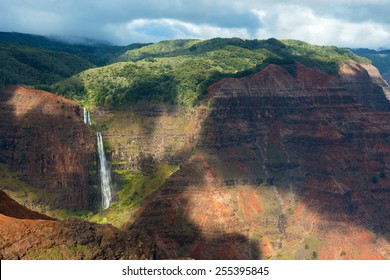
[0,31,147,66]
[0,43,94,90]
[48,38,369,108]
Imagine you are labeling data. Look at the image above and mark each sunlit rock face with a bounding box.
[0,86,95,210]
[133,62,390,260]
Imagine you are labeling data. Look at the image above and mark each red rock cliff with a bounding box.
[0,86,95,210]
[132,62,390,259]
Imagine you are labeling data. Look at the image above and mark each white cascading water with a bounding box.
[96,132,112,209]
[83,107,92,126]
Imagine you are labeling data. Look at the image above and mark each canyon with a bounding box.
[0,37,389,260]
[128,62,390,259]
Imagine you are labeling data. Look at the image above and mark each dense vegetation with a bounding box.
[0,32,146,66]
[49,38,369,108]
[0,43,94,91]
[0,32,372,108]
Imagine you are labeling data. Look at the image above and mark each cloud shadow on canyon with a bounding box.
[132,56,390,259]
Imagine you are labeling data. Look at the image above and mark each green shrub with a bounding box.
[312,251,318,259]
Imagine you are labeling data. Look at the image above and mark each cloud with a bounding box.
[252,5,390,48]
[0,0,389,48]
[105,18,250,44]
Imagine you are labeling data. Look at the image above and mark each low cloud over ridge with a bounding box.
[0,0,389,48]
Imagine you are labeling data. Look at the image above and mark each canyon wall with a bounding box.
[93,106,202,171]
[129,62,390,259]
[1,61,389,260]
[0,86,95,210]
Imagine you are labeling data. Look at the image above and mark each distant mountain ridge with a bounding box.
[352,48,390,84]
[0,31,149,90]
[0,43,95,90]
[0,31,147,66]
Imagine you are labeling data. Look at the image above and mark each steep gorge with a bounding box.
[1,56,390,260]
[0,88,162,260]
[126,62,390,259]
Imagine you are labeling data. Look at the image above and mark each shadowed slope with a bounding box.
[0,191,163,260]
[0,86,95,211]
[131,62,390,259]
[0,190,55,220]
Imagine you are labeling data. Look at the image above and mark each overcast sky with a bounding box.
[1,0,389,49]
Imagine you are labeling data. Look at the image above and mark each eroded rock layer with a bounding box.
[132,62,390,259]
[0,86,95,210]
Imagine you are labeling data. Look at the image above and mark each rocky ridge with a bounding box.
[0,191,162,260]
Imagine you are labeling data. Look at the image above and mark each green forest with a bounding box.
[0,33,373,108]
[47,38,369,108]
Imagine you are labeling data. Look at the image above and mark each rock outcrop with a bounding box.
[130,62,390,259]
[0,190,55,220]
[0,191,162,260]
[0,86,95,210]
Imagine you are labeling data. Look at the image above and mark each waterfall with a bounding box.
[83,107,92,126]
[83,107,87,124]
[96,132,112,210]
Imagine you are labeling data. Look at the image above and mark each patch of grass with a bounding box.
[97,217,108,224]
[90,163,179,227]
[0,164,95,220]
[113,169,129,175]
[117,164,179,207]
[114,161,128,165]
[302,238,321,260]
[48,209,93,220]
[25,243,95,260]
[0,164,56,214]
